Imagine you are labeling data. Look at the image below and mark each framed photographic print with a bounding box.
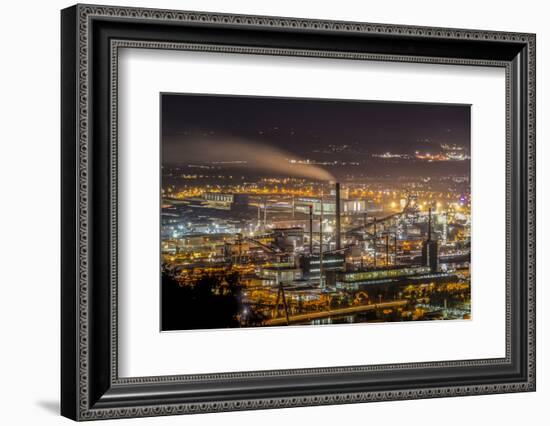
[61,4,536,421]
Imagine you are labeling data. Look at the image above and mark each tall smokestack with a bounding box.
[385,233,389,266]
[335,182,341,251]
[373,218,377,267]
[263,196,268,229]
[309,205,313,254]
[427,207,432,242]
[422,207,439,273]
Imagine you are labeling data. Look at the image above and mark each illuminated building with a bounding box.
[299,253,345,279]
[342,200,366,213]
[273,227,305,252]
[258,265,302,285]
[421,207,440,273]
[203,192,249,210]
[341,266,431,283]
[295,197,336,216]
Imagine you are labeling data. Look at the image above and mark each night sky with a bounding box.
[161,93,470,169]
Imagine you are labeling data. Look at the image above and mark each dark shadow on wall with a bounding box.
[35,400,59,416]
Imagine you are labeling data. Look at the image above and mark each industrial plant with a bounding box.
[161,177,471,329]
[160,93,471,330]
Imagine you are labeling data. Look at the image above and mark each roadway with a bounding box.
[264,300,408,326]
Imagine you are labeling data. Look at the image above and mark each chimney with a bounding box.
[385,233,389,266]
[422,207,439,273]
[335,182,341,251]
[427,207,432,242]
[394,233,398,266]
[309,205,313,254]
[263,196,268,228]
[373,218,377,267]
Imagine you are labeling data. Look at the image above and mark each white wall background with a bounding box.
[0,0,546,424]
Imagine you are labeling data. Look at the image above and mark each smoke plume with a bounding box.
[163,137,334,181]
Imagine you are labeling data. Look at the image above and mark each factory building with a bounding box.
[272,227,304,252]
[341,266,432,283]
[421,207,440,273]
[294,197,336,216]
[295,196,381,216]
[203,192,249,210]
[258,265,302,285]
[299,253,346,280]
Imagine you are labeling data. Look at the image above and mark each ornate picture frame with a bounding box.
[61,4,535,421]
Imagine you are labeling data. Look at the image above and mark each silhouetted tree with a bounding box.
[161,271,242,331]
